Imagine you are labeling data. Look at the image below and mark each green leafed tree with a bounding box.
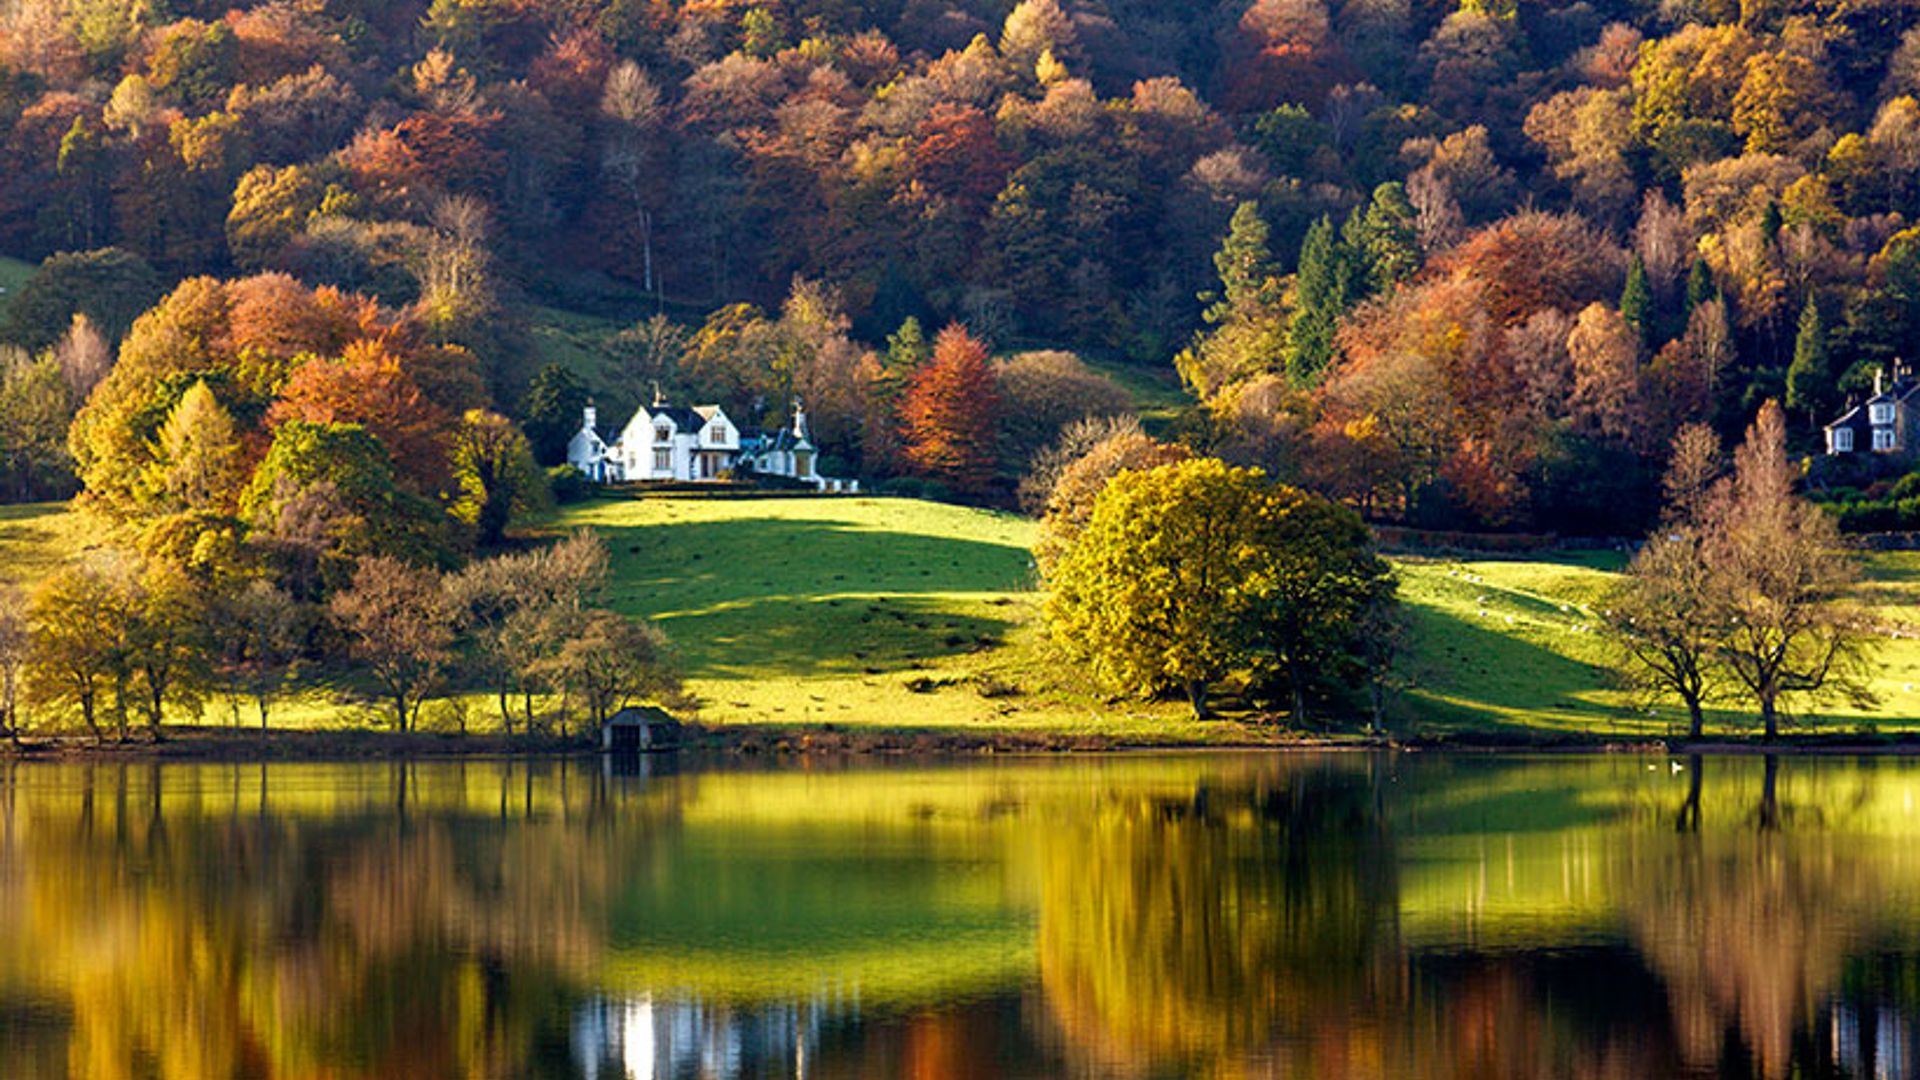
[450,409,549,548]
[1176,202,1288,401]
[1344,182,1422,294]
[1044,457,1393,719]
[1784,294,1831,426]
[1284,215,1357,387]
[25,554,139,740]
[0,248,162,351]
[1620,254,1653,345]
[0,349,77,503]
[519,363,590,467]
[149,379,243,513]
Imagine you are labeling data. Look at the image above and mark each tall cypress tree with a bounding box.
[1685,257,1715,316]
[1621,254,1653,345]
[1285,215,1356,387]
[1785,295,1831,426]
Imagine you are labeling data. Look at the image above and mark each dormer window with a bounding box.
[1872,402,1895,425]
[655,423,672,442]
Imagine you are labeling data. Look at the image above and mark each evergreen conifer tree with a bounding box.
[1621,254,1653,345]
[1284,215,1356,386]
[1785,295,1832,425]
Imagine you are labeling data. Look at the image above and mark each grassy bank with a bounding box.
[7,495,1920,745]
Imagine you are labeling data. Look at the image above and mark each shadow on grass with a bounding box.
[1400,601,1625,738]
[661,594,1018,679]
[589,517,1032,679]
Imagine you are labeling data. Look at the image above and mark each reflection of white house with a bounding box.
[571,994,824,1080]
[569,397,853,490]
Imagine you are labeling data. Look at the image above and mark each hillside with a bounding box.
[8,495,1919,740]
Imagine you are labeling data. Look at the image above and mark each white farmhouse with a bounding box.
[567,397,851,489]
[739,403,818,482]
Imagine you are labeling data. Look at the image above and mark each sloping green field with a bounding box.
[1394,549,1920,737]
[6,496,1920,738]
[557,494,1219,739]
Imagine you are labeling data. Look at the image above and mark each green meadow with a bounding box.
[6,494,1920,739]
[0,255,34,324]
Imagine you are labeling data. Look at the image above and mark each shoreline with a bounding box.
[7,724,1920,763]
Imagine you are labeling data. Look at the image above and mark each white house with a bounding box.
[740,403,818,482]
[568,397,851,489]
[1825,362,1920,460]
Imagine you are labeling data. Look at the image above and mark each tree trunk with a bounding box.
[258,696,270,733]
[497,687,513,736]
[1759,687,1779,741]
[1185,680,1210,720]
[1684,695,1704,741]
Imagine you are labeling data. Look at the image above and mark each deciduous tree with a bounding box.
[1044,457,1392,718]
[328,555,454,731]
[900,324,1000,495]
[1706,402,1872,737]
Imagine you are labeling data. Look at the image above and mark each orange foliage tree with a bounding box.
[900,324,1001,495]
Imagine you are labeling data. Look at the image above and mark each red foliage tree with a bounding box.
[342,111,504,202]
[912,103,1012,210]
[1428,211,1626,326]
[268,340,454,496]
[1219,0,1352,112]
[528,29,612,122]
[900,324,1001,495]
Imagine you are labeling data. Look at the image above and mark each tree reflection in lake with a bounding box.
[4,754,1920,1077]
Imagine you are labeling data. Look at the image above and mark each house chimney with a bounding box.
[652,381,664,408]
[793,397,808,439]
[1877,367,1886,396]
[583,402,597,431]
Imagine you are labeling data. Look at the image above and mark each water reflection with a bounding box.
[4,753,1920,1077]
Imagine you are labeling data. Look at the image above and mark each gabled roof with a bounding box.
[646,405,708,432]
[1827,373,1920,431]
[745,430,812,453]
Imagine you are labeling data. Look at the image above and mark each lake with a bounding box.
[0,752,1916,1078]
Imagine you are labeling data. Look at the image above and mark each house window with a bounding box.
[1875,428,1897,451]
[1834,428,1854,452]
[655,424,672,442]
[711,424,728,443]
[1871,403,1895,425]
[654,449,671,471]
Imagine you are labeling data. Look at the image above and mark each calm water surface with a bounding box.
[0,751,1917,1078]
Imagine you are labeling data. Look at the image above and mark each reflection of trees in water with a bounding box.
[0,759,680,1079]
[1029,754,1920,1080]
[1035,757,1400,1075]
[1624,755,1887,1079]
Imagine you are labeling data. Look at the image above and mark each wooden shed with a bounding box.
[600,706,683,752]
